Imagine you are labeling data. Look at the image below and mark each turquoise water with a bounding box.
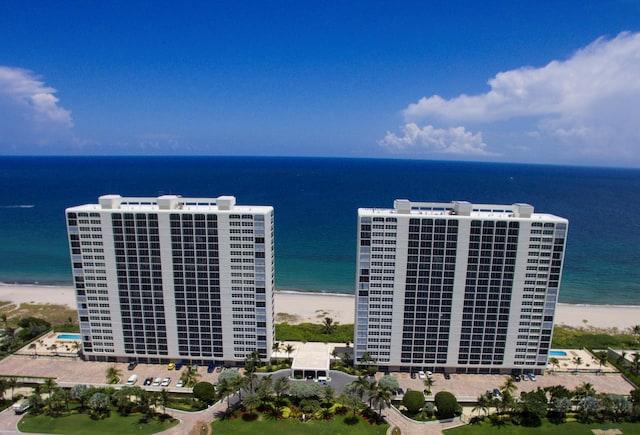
[57,333,81,340]
[0,156,638,305]
[548,350,568,357]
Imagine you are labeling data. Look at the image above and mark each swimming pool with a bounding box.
[57,333,81,341]
[549,350,567,357]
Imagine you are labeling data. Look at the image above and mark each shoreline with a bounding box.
[1,283,639,330]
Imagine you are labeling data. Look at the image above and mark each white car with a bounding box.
[418,370,426,379]
[176,379,185,388]
[426,371,433,378]
[160,377,171,387]
[152,377,162,386]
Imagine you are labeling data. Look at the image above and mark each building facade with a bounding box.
[66,194,274,364]
[355,200,568,374]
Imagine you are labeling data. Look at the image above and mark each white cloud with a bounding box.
[0,66,74,149]
[380,123,492,155]
[385,32,640,164]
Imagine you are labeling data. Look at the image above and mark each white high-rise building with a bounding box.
[66,194,274,365]
[355,200,568,374]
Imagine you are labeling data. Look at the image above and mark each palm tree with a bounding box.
[243,392,260,415]
[43,378,57,396]
[272,341,281,360]
[49,343,58,356]
[631,352,640,375]
[424,376,435,395]
[284,343,295,362]
[182,365,201,387]
[500,375,517,397]
[343,351,352,366]
[373,385,393,418]
[322,317,336,334]
[106,365,122,384]
[273,377,290,399]
[159,388,170,415]
[594,351,608,371]
[7,378,17,400]
[257,375,273,405]
[549,357,560,374]
[473,393,492,418]
[217,378,234,413]
[572,356,583,373]
[632,324,640,343]
[71,341,81,355]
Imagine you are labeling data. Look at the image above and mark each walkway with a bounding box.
[382,405,466,435]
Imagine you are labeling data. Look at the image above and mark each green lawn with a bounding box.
[211,414,388,435]
[18,412,178,435]
[445,419,640,434]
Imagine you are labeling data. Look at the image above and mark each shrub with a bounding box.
[193,382,216,404]
[434,391,460,419]
[378,375,399,391]
[402,390,425,413]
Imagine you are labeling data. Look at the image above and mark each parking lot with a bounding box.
[388,371,635,402]
[0,354,224,390]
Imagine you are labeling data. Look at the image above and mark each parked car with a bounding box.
[127,361,137,370]
[410,372,416,379]
[216,366,223,373]
[493,388,502,399]
[207,363,215,373]
[521,373,529,381]
[152,377,162,386]
[144,377,153,386]
[160,377,171,387]
[175,362,183,370]
[176,379,185,388]
[443,372,451,380]
[396,388,404,396]
[12,399,30,414]
[126,374,138,385]
[418,370,425,379]
[167,362,175,370]
[528,373,536,381]
[512,374,521,382]
[426,371,433,378]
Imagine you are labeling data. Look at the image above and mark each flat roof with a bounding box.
[291,342,331,372]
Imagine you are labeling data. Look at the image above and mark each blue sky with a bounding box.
[1,1,640,166]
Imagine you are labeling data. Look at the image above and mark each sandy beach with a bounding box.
[1,283,639,331]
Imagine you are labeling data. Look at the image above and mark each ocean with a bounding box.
[0,156,638,305]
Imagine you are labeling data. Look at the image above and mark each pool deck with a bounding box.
[16,331,82,358]
[548,348,617,373]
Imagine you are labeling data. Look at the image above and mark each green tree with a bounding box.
[594,350,608,371]
[284,343,295,362]
[182,365,201,387]
[578,396,601,423]
[243,392,260,415]
[549,357,560,374]
[257,374,274,405]
[378,375,399,391]
[322,317,337,334]
[272,341,281,360]
[424,376,435,395]
[573,382,596,400]
[372,385,393,418]
[518,388,548,426]
[500,375,518,397]
[216,378,235,413]
[7,378,17,400]
[193,382,216,404]
[88,392,110,419]
[402,390,425,414]
[551,396,572,421]
[273,376,290,399]
[105,365,122,384]
[434,391,460,419]
[572,356,583,373]
[158,388,170,415]
[70,384,89,410]
[473,393,492,418]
